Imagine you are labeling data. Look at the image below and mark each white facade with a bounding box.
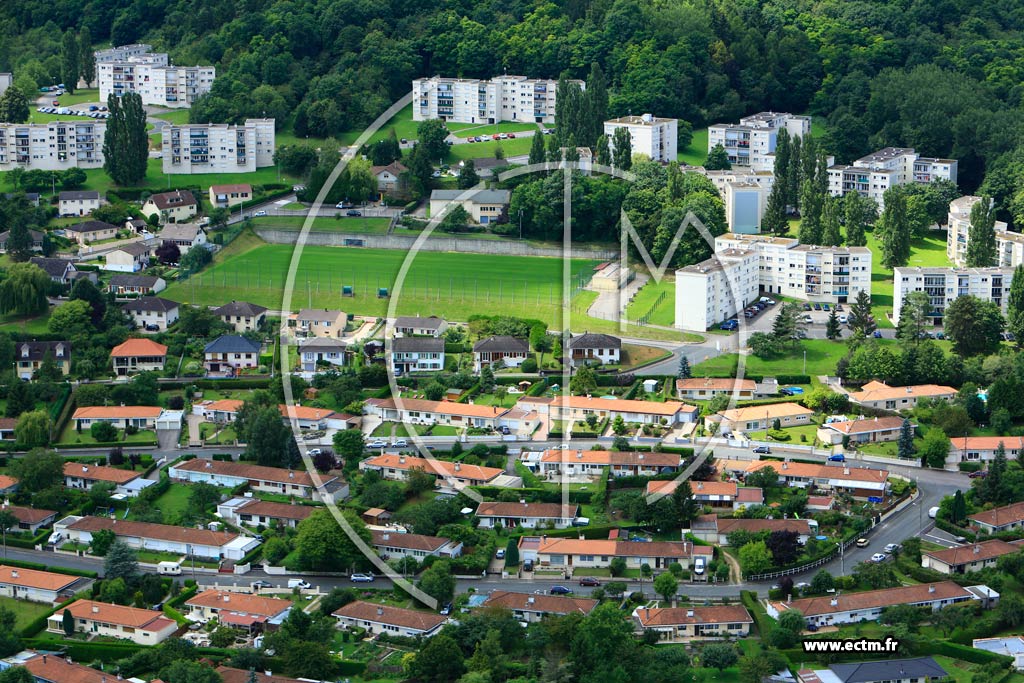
[707,112,811,171]
[828,148,957,209]
[0,121,106,171]
[0,73,12,96]
[162,119,275,174]
[715,233,873,303]
[675,249,759,330]
[604,114,678,163]
[893,266,1015,324]
[947,196,1020,268]
[724,181,768,234]
[95,44,153,63]
[412,75,582,124]
[98,47,215,108]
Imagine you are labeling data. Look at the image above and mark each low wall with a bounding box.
[255,229,617,259]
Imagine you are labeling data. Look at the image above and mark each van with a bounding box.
[928,507,939,519]
[157,561,181,575]
[694,557,706,575]
[572,517,590,527]
[287,579,311,589]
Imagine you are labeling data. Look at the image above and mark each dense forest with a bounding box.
[4,0,1024,219]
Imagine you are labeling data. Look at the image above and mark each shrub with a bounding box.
[521,358,538,373]
[90,422,118,442]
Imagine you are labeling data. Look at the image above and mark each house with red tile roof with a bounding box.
[364,397,511,430]
[848,380,956,410]
[110,337,168,376]
[677,377,756,400]
[690,515,815,545]
[62,462,142,490]
[48,600,177,645]
[196,398,244,423]
[922,540,1020,575]
[71,405,163,431]
[371,530,463,560]
[820,416,908,445]
[970,502,1024,534]
[632,604,753,641]
[947,436,1024,466]
[333,600,447,637]
[186,590,292,628]
[519,536,707,572]
[0,504,58,533]
[18,653,109,683]
[0,564,82,603]
[216,667,306,683]
[518,395,698,425]
[483,590,598,622]
[169,458,337,499]
[360,453,507,487]
[56,515,259,560]
[645,480,764,511]
[531,449,681,479]
[217,498,317,529]
[475,501,579,529]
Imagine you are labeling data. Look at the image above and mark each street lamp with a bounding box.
[519,209,523,240]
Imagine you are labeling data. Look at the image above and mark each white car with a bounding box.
[368,439,387,448]
[884,543,901,554]
[253,210,267,217]
[350,573,375,583]
[307,448,322,456]
[839,315,849,324]
[392,439,408,448]
[870,553,888,563]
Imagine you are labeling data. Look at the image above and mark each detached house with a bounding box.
[296,308,347,338]
[799,657,950,683]
[209,183,252,208]
[849,381,957,411]
[947,436,1024,465]
[122,296,179,331]
[218,498,315,529]
[519,395,698,426]
[0,564,79,603]
[0,228,44,254]
[333,601,446,638]
[0,505,58,533]
[19,654,111,683]
[371,530,463,560]
[57,516,259,560]
[204,335,262,374]
[677,377,757,401]
[568,333,621,366]
[484,590,598,623]
[158,223,207,250]
[528,449,681,479]
[29,257,78,284]
[48,600,177,645]
[71,405,163,431]
[65,220,117,244]
[429,189,510,224]
[214,301,267,332]
[475,502,578,529]
[360,453,507,487]
[107,273,167,295]
[520,537,707,572]
[102,241,152,272]
[63,462,142,491]
[390,336,445,374]
[364,397,510,430]
[15,341,70,379]
[821,417,908,445]
[110,338,168,376]
[393,316,446,337]
[969,502,1024,534]
[921,540,1020,575]
[185,590,292,627]
[142,190,198,224]
[713,402,814,432]
[632,605,753,642]
[299,337,347,372]
[58,190,101,217]
[371,162,407,194]
[170,458,337,500]
[473,336,530,372]
[691,515,814,545]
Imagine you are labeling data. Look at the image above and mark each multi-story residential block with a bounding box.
[161,119,275,174]
[0,73,11,95]
[429,189,510,224]
[675,248,760,330]
[58,191,103,218]
[632,605,753,642]
[604,114,678,163]
[827,148,957,209]
[893,266,1015,324]
[412,75,581,124]
[0,122,106,172]
[390,336,445,374]
[213,300,267,332]
[724,181,768,234]
[707,112,811,171]
[947,196,1022,267]
[97,45,215,108]
[110,338,168,376]
[142,190,198,224]
[15,340,70,379]
[48,600,177,645]
[714,233,873,303]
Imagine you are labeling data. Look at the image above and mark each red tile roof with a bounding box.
[110,338,168,357]
[71,405,162,420]
[173,458,317,487]
[186,590,291,617]
[475,502,578,519]
[62,462,142,484]
[0,564,79,591]
[56,599,175,630]
[66,516,240,547]
[924,540,1019,566]
[970,502,1024,528]
[634,604,752,627]
[333,600,446,632]
[770,581,973,617]
[24,655,108,683]
[484,589,598,615]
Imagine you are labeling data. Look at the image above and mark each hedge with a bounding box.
[935,517,976,541]
[740,590,776,636]
[444,343,471,353]
[21,638,143,663]
[527,379,550,396]
[239,542,265,567]
[514,461,542,488]
[167,584,199,609]
[959,462,982,472]
[3,528,52,549]
[472,486,593,505]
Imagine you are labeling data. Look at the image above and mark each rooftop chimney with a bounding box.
[454,463,461,471]
[782,462,788,470]
[907,387,913,393]
[528,596,535,604]
[10,570,17,578]
[843,468,850,475]
[830,598,838,607]
[974,545,981,554]
[289,471,294,479]
[928,584,935,593]
[224,594,230,602]
[399,456,406,464]
[687,610,694,617]
[645,608,650,620]
[42,655,46,664]
[377,606,384,616]
[383,533,390,541]
[92,605,100,613]
[205,461,212,469]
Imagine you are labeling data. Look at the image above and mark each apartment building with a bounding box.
[947,196,1021,267]
[161,119,275,174]
[603,114,678,163]
[97,46,215,107]
[893,266,1015,324]
[412,75,582,124]
[0,121,106,171]
[827,148,957,209]
[713,232,872,303]
[707,112,811,171]
[0,73,11,96]
[674,248,759,330]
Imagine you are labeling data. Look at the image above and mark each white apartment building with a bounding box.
[94,44,153,63]
[946,195,1020,267]
[828,148,957,209]
[675,248,759,330]
[603,114,678,163]
[0,121,105,171]
[714,233,872,303]
[97,46,215,108]
[893,266,1015,324]
[412,75,583,124]
[707,112,811,171]
[161,119,275,174]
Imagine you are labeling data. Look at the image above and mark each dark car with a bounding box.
[346,209,362,217]
[578,577,601,587]
[873,330,883,338]
[779,388,793,396]
[968,471,988,478]
[251,580,273,589]
[550,585,573,595]
[753,445,772,454]
[803,303,812,311]
[813,303,822,310]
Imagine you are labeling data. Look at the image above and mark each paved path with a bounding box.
[585,272,650,322]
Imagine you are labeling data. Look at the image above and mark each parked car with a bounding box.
[368,439,387,448]
[393,439,408,448]
[578,577,601,587]
[288,579,311,589]
[508,132,516,138]
[523,559,534,571]
[813,303,822,310]
[253,210,267,217]
[968,470,987,478]
[495,549,505,559]
[499,133,509,139]
[873,330,883,338]
[870,553,888,563]
[828,454,846,462]
[251,580,273,589]
[835,304,844,311]
[856,537,870,547]
[346,210,362,217]
[720,319,739,331]
[440,602,452,615]
[803,303,812,311]
[307,448,322,456]
[400,138,408,144]
[839,315,848,324]
[549,585,573,595]
[350,573,375,583]
[753,445,772,454]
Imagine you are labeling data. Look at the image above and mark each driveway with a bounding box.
[156,428,181,451]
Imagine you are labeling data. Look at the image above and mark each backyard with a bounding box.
[691,338,898,377]
[0,596,54,629]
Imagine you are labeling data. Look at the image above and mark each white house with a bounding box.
[969,502,1024,534]
[122,296,179,331]
[473,336,530,373]
[518,395,698,426]
[295,308,347,338]
[483,590,598,623]
[299,337,347,372]
[947,436,1024,465]
[55,515,259,560]
[170,459,337,500]
[632,605,753,642]
[475,502,578,529]
[58,191,102,218]
[393,316,447,337]
[213,301,267,332]
[209,183,252,209]
[203,335,262,374]
[333,600,446,638]
[102,242,152,273]
[390,336,445,374]
[110,338,168,376]
[567,333,621,366]
[217,498,315,529]
[848,380,957,411]
[63,462,143,491]
[142,190,198,224]
[185,590,292,627]
[371,530,463,560]
[48,600,177,645]
[158,223,208,250]
[71,405,163,431]
[429,189,510,224]
[360,453,508,487]
[0,565,80,603]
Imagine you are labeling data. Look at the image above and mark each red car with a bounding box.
[508,132,516,138]
[578,577,601,587]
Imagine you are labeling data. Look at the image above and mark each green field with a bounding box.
[693,338,899,376]
[251,215,392,234]
[150,109,191,125]
[447,137,533,162]
[0,310,52,334]
[625,277,675,326]
[678,127,709,166]
[866,229,950,327]
[49,88,102,106]
[450,123,539,139]
[0,596,53,629]
[165,241,599,324]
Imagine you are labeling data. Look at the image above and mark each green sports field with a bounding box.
[165,242,599,323]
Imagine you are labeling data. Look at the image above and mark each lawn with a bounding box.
[450,123,540,139]
[693,338,899,377]
[251,215,392,234]
[150,109,191,125]
[746,422,822,444]
[625,277,675,327]
[0,596,53,630]
[52,88,102,106]
[57,424,158,446]
[447,137,533,162]
[165,241,599,326]
[370,422,429,437]
[621,343,672,369]
[678,127,710,166]
[865,229,950,328]
[473,393,520,408]
[0,310,52,334]
[570,290,701,342]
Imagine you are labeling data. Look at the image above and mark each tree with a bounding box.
[90,528,117,556]
[582,63,609,146]
[897,291,932,345]
[0,86,29,123]
[763,179,789,236]
[966,196,998,268]
[104,539,139,580]
[848,290,876,339]
[701,643,738,672]
[879,189,911,269]
[439,204,471,232]
[570,365,597,395]
[1007,266,1024,345]
[241,404,292,468]
[738,540,773,575]
[810,570,835,594]
[156,240,181,265]
[90,421,118,442]
[740,650,788,683]
[14,410,51,449]
[596,134,611,167]
[5,223,32,263]
[62,606,75,636]
[945,295,1004,356]
[609,557,627,577]
[826,308,842,340]
[843,192,873,247]
[612,127,632,170]
[103,92,148,186]
[766,530,801,565]
[10,448,63,491]
[704,143,731,170]
[60,31,79,94]
[411,633,465,683]
[417,119,449,163]
[0,263,50,316]
[69,277,106,325]
[0,606,18,658]
[418,560,455,605]
[920,428,951,469]
[295,508,371,571]
[950,489,968,524]
[898,419,915,459]
[158,661,221,683]
[457,160,479,190]
[180,245,212,274]
[529,131,546,166]
[654,571,678,603]
[798,179,823,245]
[821,196,842,246]
[79,27,95,87]
[771,301,803,346]
[677,354,692,379]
